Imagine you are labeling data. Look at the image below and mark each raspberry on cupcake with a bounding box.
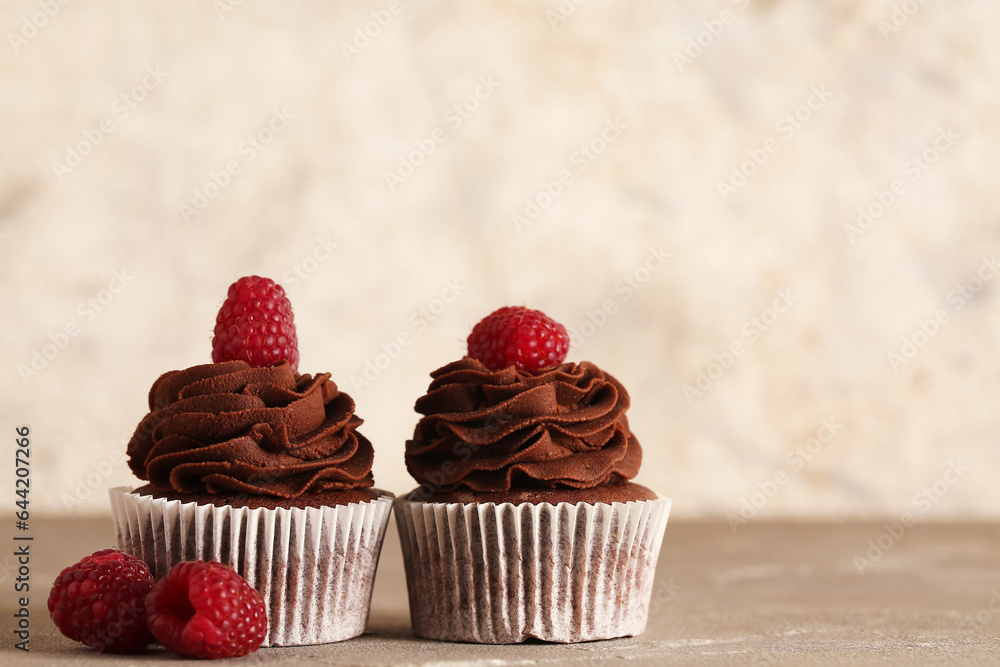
[466,305,570,372]
[110,275,393,646]
[212,275,300,371]
[396,306,671,643]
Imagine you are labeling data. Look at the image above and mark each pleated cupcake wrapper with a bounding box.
[109,486,393,647]
[394,494,671,644]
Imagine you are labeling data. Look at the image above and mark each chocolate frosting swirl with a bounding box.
[405,357,641,493]
[127,360,374,498]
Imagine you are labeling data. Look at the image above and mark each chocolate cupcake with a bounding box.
[394,307,671,643]
[109,276,392,646]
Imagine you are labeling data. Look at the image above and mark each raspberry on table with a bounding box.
[47,548,155,654]
[146,560,267,660]
[212,275,299,372]
[467,306,570,372]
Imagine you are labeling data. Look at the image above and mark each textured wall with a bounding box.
[2,0,997,520]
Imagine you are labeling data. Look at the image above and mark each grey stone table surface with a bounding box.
[1,518,998,666]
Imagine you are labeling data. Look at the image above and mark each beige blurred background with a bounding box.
[1,0,997,520]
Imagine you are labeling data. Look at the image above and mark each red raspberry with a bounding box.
[146,560,267,660]
[47,548,155,654]
[212,275,299,372]
[467,306,570,372]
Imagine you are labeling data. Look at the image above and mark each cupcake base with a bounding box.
[394,491,671,644]
[109,486,393,647]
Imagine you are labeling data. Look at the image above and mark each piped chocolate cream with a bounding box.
[405,357,654,503]
[127,360,374,504]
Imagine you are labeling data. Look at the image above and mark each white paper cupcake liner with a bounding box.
[109,486,393,647]
[393,493,671,644]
